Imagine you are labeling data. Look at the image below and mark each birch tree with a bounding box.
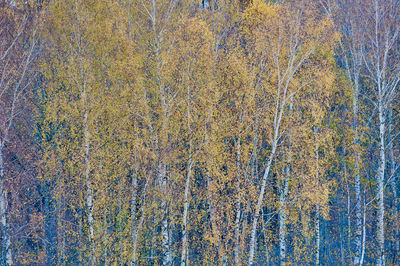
[41,0,128,263]
[359,0,400,264]
[334,1,366,262]
[163,15,215,265]
[0,1,39,264]
[242,1,338,263]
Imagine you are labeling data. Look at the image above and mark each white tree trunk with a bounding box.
[388,108,399,262]
[234,140,241,265]
[347,182,351,256]
[0,147,12,265]
[82,88,95,264]
[248,143,276,265]
[160,164,171,265]
[360,197,366,265]
[279,169,288,265]
[234,185,241,265]
[280,109,292,265]
[343,152,351,260]
[377,100,385,266]
[181,158,192,266]
[353,80,362,266]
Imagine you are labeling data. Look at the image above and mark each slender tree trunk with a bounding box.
[104,216,108,266]
[249,45,295,263]
[150,216,155,262]
[234,184,241,265]
[234,140,241,265]
[388,108,399,263]
[279,168,288,265]
[0,146,12,265]
[131,171,138,265]
[160,164,171,265]
[360,197,366,265]
[181,157,192,266]
[315,131,320,266]
[347,183,351,259]
[78,204,83,263]
[82,87,95,265]
[353,79,362,266]
[343,157,351,261]
[280,110,292,265]
[377,99,386,266]
[132,178,148,266]
[249,143,276,265]
[150,0,172,260]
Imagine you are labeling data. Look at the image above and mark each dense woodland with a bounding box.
[1,0,400,265]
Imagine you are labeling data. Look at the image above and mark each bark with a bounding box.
[160,164,171,265]
[352,79,362,266]
[315,131,320,266]
[0,146,12,265]
[146,0,175,262]
[104,219,108,266]
[131,171,138,265]
[388,108,399,263]
[279,169,288,265]
[347,181,351,258]
[83,87,95,265]
[343,155,351,261]
[336,4,364,261]
[234,140,241,265]
[0,15,36,265]
[360,197,366,265]
[376,99,385,266]
[280,102,292,265]
[248,19,311,262]
[73,1,95,260]
[181,157,192,266]
[234,185,241,265]
[131,181,147,266]
[248,143,276,265]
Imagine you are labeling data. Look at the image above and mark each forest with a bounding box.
[1,0,400,265]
